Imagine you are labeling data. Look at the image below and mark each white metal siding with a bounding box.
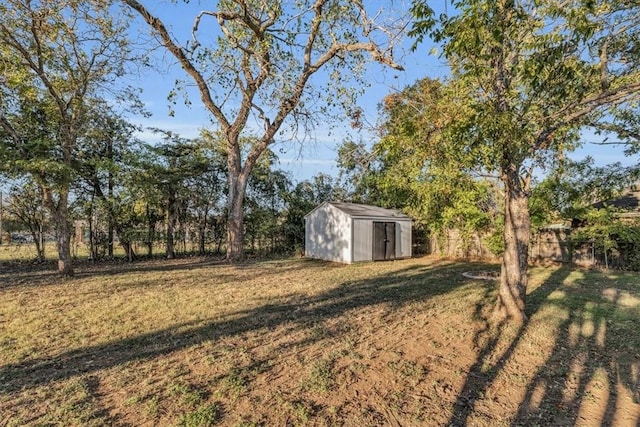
[305,202,412,264]
[397,220,412,258]
[353,219,373,262]
[353,218,411,261]
[305,204,352,263]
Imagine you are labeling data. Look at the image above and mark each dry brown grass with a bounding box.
[1,256,639,426]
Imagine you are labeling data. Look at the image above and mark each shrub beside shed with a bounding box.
[304,201,412,264]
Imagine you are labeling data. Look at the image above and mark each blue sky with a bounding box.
[127,1,637,183]
[125,1,448,181]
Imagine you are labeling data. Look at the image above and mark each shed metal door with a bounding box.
[373,222,396,261]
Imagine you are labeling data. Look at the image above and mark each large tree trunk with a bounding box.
[227,189,245,261]
[54,195,74,276]
[41,181,74,276]
[497,167,530,323]
[56,224,73,275]
[226,168,249,262]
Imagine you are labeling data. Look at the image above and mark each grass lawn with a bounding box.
[1,255,639,426]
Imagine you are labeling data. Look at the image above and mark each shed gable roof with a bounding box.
[305,201,410,220]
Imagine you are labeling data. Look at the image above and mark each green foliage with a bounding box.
[530,158,639,228]
[5,179,49,232]
[0,0,136,177]
[125,0,405,260]
[572,208,640,270]
[176,402,223,427]
[336,139,378,203]
[483,227,505,256]
[409,0,640,179]
[337,77,502,244]
[245,152,292,254]
[282,173,345,252]
[0,0,139,272]
[302,358,335,394]
[408,1,435,48]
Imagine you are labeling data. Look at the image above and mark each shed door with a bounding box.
[373,222,396,261]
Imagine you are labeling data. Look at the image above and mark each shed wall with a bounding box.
[305,204,352,263]
[397,220,412,258]
[353,219,373,262]
[352,218,412,262]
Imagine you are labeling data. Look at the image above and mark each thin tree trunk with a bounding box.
[38,224,45,262]
[166,191,176,259]
[146,203,154,257]
[180,221,187,254]
[199,224,206,255]
[90,176,133,258]
[29,229,44,262]
[216,218,224,255]
[198,204,209,255]
[89,192,100,260]
[88,201,96,260]
[497,167,530,323]
[107,145,114,258]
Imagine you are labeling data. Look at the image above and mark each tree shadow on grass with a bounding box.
[0,260,61,291]
[447,267,572,426]
[513,271,640,426]
[0,259,479,395]
[0,256,341,291]
[448,266,640,426]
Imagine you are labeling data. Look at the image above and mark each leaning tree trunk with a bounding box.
[497,167,531,323]
[28,226,45,262]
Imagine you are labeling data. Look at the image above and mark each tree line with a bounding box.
[1,130,345,262]
[2,0,640,325]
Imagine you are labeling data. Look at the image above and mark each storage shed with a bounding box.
[304,201,412,263]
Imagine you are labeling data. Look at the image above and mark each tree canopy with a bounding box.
[122,0,406,260]
[408,0,640,322]
[0,0,137,275]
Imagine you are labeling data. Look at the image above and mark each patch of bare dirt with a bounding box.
[1,257,639,426]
